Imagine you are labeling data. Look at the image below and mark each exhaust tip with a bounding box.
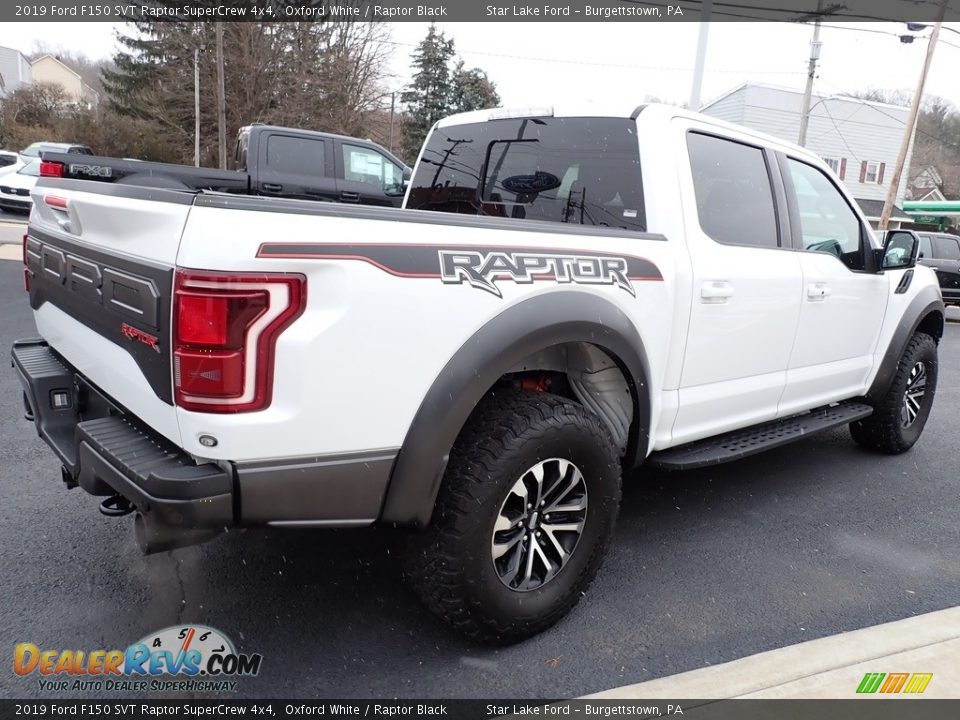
[134,513,221,555]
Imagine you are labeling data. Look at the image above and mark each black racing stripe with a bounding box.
[256,243,664,281]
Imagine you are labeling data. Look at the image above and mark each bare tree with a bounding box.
[103,20,394,166]
[1,83,68,126]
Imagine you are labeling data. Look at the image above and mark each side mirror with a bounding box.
[879,230,919,270]
[402,166,412,182]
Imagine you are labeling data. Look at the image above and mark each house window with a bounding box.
[821,157,846,179]
[861,160,885,185]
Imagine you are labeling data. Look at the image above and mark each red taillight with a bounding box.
[39,161,64,178]
[173,270,306,413]
[176,350,245,398]
[176,291,266,347]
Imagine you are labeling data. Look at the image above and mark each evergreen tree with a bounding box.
[400,25,500,162]
[450,62,500,115]
[400,24,456,161]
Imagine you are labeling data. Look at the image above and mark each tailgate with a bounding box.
[24,180,194,446]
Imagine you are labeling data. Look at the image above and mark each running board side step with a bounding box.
[649,401,874,471]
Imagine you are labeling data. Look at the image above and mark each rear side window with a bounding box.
[934,235,960,260]
[687,132,778,248]
[407,117,645,232]
[266,135,325,176]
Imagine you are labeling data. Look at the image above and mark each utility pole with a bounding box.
[878,0,947,230]
[797,0,824,147]
[194,45,200,167]
[688,0,712,110]
[215,21,227,171]
[388,91,396,154]
[194,23,204,168]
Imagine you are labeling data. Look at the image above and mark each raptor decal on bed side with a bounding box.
[256,243,662,298]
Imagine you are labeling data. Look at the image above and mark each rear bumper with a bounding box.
[11,338,401,540]
[0,196,31,212]
[12,338,234,532]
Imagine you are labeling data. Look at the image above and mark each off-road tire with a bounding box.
[406,390,622,644]
[850,332,938,454]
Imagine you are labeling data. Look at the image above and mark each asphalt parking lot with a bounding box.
[1,255,959,700]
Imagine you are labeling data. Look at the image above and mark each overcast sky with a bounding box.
[2,21,960,111]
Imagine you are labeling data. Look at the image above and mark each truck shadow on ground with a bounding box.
[134,426,925,697]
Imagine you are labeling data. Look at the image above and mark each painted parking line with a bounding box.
[0,244,23,261]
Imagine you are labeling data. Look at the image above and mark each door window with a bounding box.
[687,133,779,249]
[918,234,933,259]
[933,235,960,260]
[787,158,865,270]
[266,135,325,176]
[342,144,404,196]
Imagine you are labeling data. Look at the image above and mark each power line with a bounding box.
[810,19,960,50]
[818,99,862,164]
[814,80,960,152]
[641,0,960,23]
[382,38,805,75]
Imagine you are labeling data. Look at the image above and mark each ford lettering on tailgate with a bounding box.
[24,231,174,404]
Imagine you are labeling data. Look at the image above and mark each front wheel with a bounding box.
[850,332,938,454]
[406,390,622,644]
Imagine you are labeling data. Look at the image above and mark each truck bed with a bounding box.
[40,152,250,193]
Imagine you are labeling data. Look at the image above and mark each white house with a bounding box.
[909,166,949,202]
[30,55,99,108]
[0,45,32,98]
[701,83,914,228]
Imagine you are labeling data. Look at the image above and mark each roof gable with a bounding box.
[31,54,82,80]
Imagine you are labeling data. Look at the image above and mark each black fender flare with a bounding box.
[866,284,944,402]
[379,291,652,527]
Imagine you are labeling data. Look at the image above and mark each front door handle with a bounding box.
[340,191,360,202]
[700,281,734,304]
[807,282,831,300]
[261,183,283,193]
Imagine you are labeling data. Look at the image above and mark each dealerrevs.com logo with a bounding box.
[14,625,262,693]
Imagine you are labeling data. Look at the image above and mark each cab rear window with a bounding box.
[407,117,645,232]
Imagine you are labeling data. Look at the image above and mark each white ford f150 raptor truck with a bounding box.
[12,104,943,643]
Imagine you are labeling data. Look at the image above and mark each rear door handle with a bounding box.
[700,281,734,303]
[340,191,360,202]
[261,183,283,193]
[807,282,831,300]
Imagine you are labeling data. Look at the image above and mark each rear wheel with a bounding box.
[406,390,622,644]
[850,332,938,454]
